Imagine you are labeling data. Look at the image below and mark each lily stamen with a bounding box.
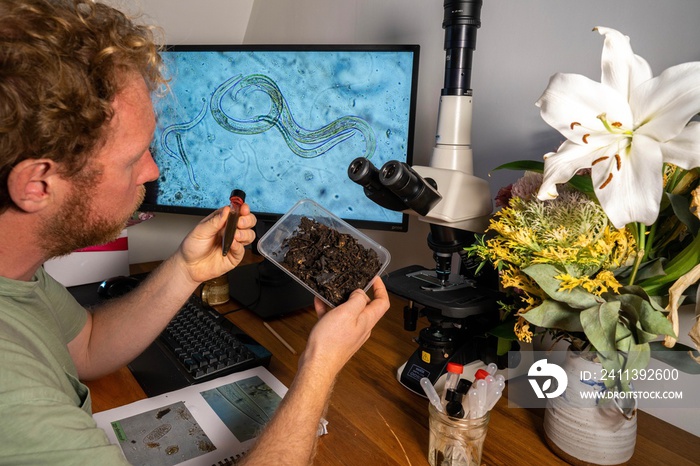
[600,172,614,189]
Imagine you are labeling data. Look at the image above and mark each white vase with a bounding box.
[544,349,637,466]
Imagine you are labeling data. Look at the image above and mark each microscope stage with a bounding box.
[384,264,497,318]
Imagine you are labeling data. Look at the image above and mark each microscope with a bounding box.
[348,0,501,395]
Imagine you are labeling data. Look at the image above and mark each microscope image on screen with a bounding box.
[148,47,418,229]
[160,72,375,190]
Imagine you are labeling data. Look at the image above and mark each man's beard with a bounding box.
[40,179,145,259]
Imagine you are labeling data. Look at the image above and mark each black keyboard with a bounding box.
[128,295,271,397]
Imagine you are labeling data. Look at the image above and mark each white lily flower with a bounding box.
[535,26,700,229]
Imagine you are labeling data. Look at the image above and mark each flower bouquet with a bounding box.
[467,27,700,393]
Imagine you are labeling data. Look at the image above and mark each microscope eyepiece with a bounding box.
[348,157,382,191]
[379,161,442,216]
[347,157,406,212]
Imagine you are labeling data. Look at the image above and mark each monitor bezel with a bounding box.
[142,43,420,232]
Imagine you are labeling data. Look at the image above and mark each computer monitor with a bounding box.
[144,44,420,317]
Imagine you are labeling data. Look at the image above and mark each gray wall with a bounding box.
[116,0,700,435]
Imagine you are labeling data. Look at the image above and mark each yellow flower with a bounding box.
[554,273,584,292]
[554,270,622,296]
[596,270,622,293]
[514,317,533,343]
[690,186,700,220]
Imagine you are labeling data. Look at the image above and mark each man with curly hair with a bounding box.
[0,1,390,464]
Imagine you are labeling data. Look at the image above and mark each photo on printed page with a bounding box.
[201,375,283,442]
[109,401,215,466]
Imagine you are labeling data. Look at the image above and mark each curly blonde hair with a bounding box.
[0,0,166,212]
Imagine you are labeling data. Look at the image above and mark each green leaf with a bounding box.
[618,285,667,312]
[618,343,651,392]
[624,344,651,375]
[567,174,594,195]
[668,192,700,236]
[581,301,621,357]
[490,160,593,194]
[596,350,626,391]
[649,341,700,374]
[497,337,512,356]
[491,160,544,173]
[487,320,518,340]
[616,323,632,353]
[523,264,600,309]
[640,233,700,295]
[615,298,646,342]
[521,300,584,332]
[615,292,674,341]
[616,258,668,281]
[615,284,652,301]
[638,301,675,337]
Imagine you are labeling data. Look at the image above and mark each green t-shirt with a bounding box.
[0,267,129,464]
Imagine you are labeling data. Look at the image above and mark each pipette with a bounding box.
[466,388,480,418]
[420,377,445,414]
[486,374,505,411]
[465,367,504,418]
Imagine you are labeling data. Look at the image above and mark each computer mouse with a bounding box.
[97,275,140,299]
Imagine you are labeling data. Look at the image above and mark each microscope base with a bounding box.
[397,359,485,397]
[396,340,483,395]
[397,344,536,397]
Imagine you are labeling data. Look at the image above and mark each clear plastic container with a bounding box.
[257,199,391,307]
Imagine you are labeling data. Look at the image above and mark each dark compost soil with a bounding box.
[282,216,381,306]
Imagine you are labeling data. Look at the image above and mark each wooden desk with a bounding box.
[87,260,700,465]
